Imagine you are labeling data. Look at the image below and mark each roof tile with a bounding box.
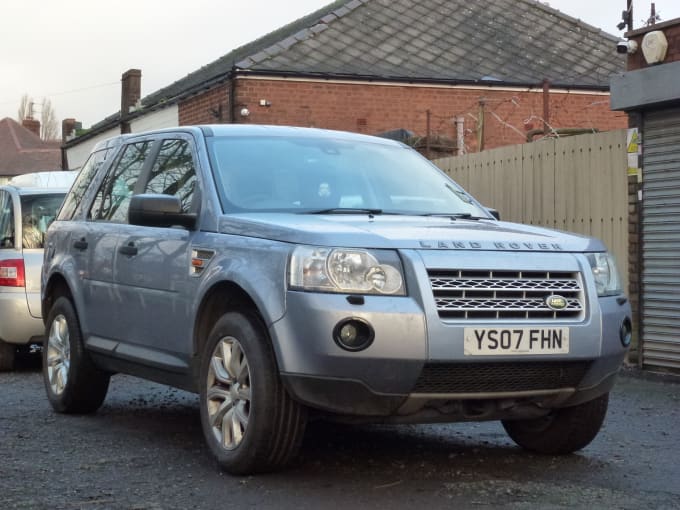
[0,118,61,175]
[85,0,624,135]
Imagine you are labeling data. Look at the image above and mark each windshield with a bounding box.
[207,135,488,217]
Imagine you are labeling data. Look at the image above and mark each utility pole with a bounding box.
[542,79,551,135]
[477,100,485,152]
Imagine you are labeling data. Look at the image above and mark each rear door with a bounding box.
[81,139,155,340]
[50,145,117,333]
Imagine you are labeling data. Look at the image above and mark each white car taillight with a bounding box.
[0,259,26,287]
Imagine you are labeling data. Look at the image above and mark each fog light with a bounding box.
[333,318,374,352]
[620,317,632,347]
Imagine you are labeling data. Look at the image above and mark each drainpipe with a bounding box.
[542,79,550,135]
[60,146,68,170]
[229,67,237,123]
[426,109,431,159]
[477,100,485,151]
[455,116,466,155]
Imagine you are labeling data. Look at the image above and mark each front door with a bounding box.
[112,137,200,369]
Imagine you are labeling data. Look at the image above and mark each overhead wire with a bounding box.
[0,81,119,108]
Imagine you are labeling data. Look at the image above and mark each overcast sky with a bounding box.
[1,0,678,130]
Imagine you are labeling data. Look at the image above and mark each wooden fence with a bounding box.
[434,129,629,292]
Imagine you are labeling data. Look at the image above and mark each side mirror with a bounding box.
[486,207,500,220]
[128,194,196,229]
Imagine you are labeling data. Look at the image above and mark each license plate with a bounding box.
[464,327,569,355]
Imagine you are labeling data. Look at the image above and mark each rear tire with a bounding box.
[0,340,16,371]
[42,296,110,414]
[502,393,609,454]
[199,310,307,475]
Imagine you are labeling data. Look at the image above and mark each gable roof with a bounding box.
[0,118,61,176]
[238,0,622,84]
[86,0,623,134]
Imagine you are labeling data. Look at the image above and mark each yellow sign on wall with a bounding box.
[627,128,642,181]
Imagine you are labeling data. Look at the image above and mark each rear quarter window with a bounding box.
[58,147,111,220]
[0,190,15,248]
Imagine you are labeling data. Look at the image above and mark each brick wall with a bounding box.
[178,78,626,153]
[179,84,230,125]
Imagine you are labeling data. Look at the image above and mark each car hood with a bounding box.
[217,214,605,253]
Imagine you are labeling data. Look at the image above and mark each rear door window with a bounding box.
[20,194,66,249]
[89,141,153,223]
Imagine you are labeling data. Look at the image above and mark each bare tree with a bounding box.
[16,94,59,141]
[17,94,32,121]
[40,98,59,141]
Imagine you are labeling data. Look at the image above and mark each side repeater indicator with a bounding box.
[190,249,215,276]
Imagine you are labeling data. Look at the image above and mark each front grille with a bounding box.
[428,269,585,320]
[412,361,591,394]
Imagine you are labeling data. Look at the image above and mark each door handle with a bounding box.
[119,242,138,256]
[73,238,88,251]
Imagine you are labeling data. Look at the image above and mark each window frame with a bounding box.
[0,190,16,249]
[88,140,158,223]
[85,132,202,225]
[142,138,199,214]
[58,147,112,221]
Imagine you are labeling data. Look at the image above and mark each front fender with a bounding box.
[191,234,291,328]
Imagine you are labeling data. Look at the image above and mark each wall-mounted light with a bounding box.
[641,30,668,64]
[259,99,272,107]
[240,107,250,117]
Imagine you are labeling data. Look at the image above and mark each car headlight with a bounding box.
[289,246,405,295]
[587,252,622,296]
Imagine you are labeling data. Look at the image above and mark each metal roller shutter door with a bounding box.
[642,108,680,369]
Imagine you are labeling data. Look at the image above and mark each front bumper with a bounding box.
[281,364,622,422]
[271,250,631,420]
[272,290,630,420]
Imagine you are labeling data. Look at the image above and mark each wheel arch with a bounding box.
[193,281,265,365]
[42,273,74,320]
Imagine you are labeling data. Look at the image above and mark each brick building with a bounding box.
[611,16,680,371]
[0,118,62,184]
[64,0,627,168]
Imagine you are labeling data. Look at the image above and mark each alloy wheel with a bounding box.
[46,314,71,395]
[206,336,251,450]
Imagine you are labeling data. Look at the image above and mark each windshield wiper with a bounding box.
[303,208,384,215]
[421,212,485,220]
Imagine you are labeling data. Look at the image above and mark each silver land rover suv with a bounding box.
[42,125,632,474]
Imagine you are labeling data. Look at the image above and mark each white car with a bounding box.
[0,173,74,370]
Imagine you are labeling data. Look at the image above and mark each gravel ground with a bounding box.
[1,353,679,510]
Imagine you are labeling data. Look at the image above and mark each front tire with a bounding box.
[42,296,110,414]
[502,393,609,454]
[199,311,307,475]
